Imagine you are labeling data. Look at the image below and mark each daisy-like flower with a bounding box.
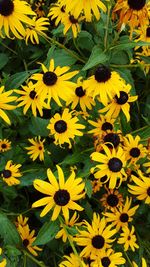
[25,136,45,161]
[92,179,103,193]
[123,134,147,164]
[0,139,11,152]
[88,115,115,138]
[48,3,66,26]
[55,212,81,242]
[74,213,116,258]
[84,65,126,106]
[0,86,17,125]
[47,108,85,148]
[32,165,85,221]
[0,0,35,39]
[0,248,7,267]
[15,214,29,228]
[59,0,106,22]
[59,253,87,267]
[104,197,139,231]
[15,81,47,117]
[91,145,127,189]
[91,248,125,267]
[96,130,123,151]
[117,226,139,251]
[134,24,150,52]
[1,160,22,186]
[128,171,150,204]
[61,13,83,38]
[66,77,95,111]
[25,17,49,44]
[34,0,45,17]
[113,0,150,38]
[131,48,150,74]
[132,258,147,267]
[100,189,123,211]
[100,84,138,122]
[17,224,42,256]
[31,59,78,107]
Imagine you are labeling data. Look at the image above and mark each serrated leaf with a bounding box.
[33,221,59,246]
[0,213,21,245]
[82,46,108,70]
[28,117,49,136]
[0,53,9,70]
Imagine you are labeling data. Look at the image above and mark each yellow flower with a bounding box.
[15,214,29,228]
[0,86,17,125]
[74,213,116,258]
[0,248,7,267]
[100,84,138,122]
[104,197,139,231]
[100,188,123,211]
[17,224,42,256]
[88,115,115,137]
[59,0,106,22]
[31,59,78,107]
[48,3,66,26]
[0,139,11,152]
[134,24,150,52]
[34,0,45,17]
[84,65,126,106]
[132,257,147,267]
[25,16,49,44]
[128,170,150,204]
[1,160,22,186]
[59,253,87,267]
[0,0,35,39]
[25,136,45,161]
[91,145,127,189]
[62,13,83,38]
[117,226,139,251]
[47,108,85,148]
[32,165,85,221]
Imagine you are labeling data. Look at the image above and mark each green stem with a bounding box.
[123,251,133,267]
[0,41,18,55]
[23,253,27,267]
[23,250,47,267]
[104,3,111,49]
[73,36,86,59]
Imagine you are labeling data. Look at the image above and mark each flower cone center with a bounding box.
[0,0,14,16]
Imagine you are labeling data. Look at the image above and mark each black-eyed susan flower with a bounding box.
[55,212,81,242]
[113,0,150,38]
[25,17,49,44]
[32,165,85,221]
[59,253,87,267]
[48,3,66,26]
[88,115,115,138]
[95,130,123,152]
[47,108,85,148]
[100,84,138,122]
[31,59,78,107]
[128,171,150,204]
[25,136,45,161]
[132,258,147,267]
[84,65,126,106]
[61,13,83,38]
[92,179,103,193]
[91,145,127,189]
[1,160,22,186]
[34,0,45,17]
[59,0,106,22]
[91,248,126,267]
[15,81,48,117]
[104,197,139,231]
[100,189,123,211]
[117,226,139,251]
[74,213,116,258]
[123,134,147,164]
[0,248,7,267]
[0,0,35,39]
[0,139,11,152]
[17,224,42,256]
[0,86,17,125]
[66,77,95,112]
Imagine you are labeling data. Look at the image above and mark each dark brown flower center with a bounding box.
[128,0,146,10]
[3,169,12,178]
[108,157,123,172]
[104,133,120,148]
[101,122,113,131]
[54,189,70,206]
[75,86,85,97]
[43,71,57,86]
[0,0,14,16]
[92,235,105,249]
[69,15,78,24]
[38,146,42,150]
[29,90,37,99]
[107,194,119,207]
[147,187,150,196]
[120,213,129,222]
[61,6,65,12]
[1,143,7,148]
[94,66,111,83]
[115,91,128,105]
[23,239,30,247]
[101,257,111,267]
[130,147,140,158]
[101,175,108,183]
[54,120,67,133]
[146,27,150,37]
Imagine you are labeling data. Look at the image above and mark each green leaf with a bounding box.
[5,70,37,90]
[0,212,21,245]
[28,117,49,136]
[77,31,94,51]
[0,53,9,70]
[131,126,150,140]
[33,221,59,246]
[82,46,108,70]
[110,41,150,51]
[85,179,92,198]
[47,48,77,66]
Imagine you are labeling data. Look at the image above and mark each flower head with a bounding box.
[25,17,49,44]
[25,136,45,161]
[91,248,125,267]
[1,160,22,186]
[117,225,139,251]
[0,139,11,152]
